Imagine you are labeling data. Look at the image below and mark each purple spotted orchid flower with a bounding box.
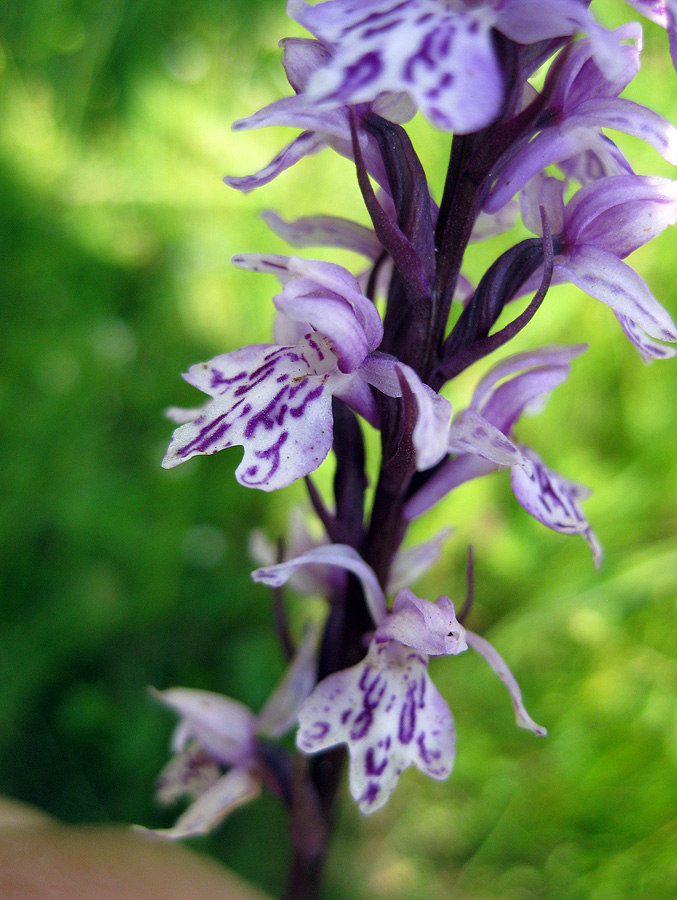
[163,255,451,489]
[520,173,677,361]
[286,0,630,133]
[147,625,318,839]
[253,545,545,813]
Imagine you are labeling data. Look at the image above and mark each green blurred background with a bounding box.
[0,2,675,898]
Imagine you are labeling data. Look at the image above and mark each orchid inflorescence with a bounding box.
[149,2,677,896]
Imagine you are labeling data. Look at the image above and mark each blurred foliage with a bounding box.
[0,1,675,898]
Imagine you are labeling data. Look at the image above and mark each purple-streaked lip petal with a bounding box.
[295,639,456,814]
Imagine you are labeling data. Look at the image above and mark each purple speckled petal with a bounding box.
[465,631,547,736]
[510,447,602,566]
[374,590,467,656]
[387,528,453,595]
[146,768,260,839]
[559,246,677,344]
[296,640,455,814]
[252,543,388,625]
[447,409,529,469]
[289,0,503,133]
[162,339,341,491]
[152,688,256,767]
[261,209,383,259]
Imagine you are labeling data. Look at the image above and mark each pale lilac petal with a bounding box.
[558,139,634,185]
[375,590,467,656]
[519,174,565,237]
[252,544,388,625]
[281,37,332,93]
[447,409,529,469]
[256,623,319,739]
[146,768,260,839]
[510,447,602,567]
[249,510,346,597]
[470,201,519,242]
[261,209,383,259]
[465,631,547,736]
[231,253,294,279]
[224,132,324,193]
[559,247,677,343]
[387,528,453,595]
[152,688,256,766]
[162,341,340,491]
[275,283,372,373]
[564,176,677,258]
[469,344,586,413]
[479,366,572,436]
[296,640,456,814]
[156,742,222,806]
[284,257,384,353]
[565,98,677,164]
[496,1,631,79]
[487,128,601,214]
